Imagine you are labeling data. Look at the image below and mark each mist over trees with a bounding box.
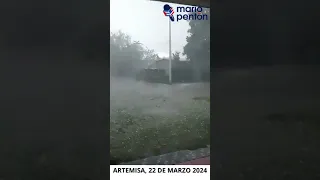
[110,31,160,77]
[111,8,211,80]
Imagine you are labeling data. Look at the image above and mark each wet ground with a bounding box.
[111,77,210,116]
[110,77,210,164]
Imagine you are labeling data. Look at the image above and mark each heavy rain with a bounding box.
[110,0,210,164]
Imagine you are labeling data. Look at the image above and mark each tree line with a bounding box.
[110,8,210,79]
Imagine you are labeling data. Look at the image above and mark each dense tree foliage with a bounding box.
[183,8,210,80]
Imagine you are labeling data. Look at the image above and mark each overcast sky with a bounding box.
[110,0,190,58]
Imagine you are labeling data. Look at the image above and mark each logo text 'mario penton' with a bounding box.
[176,6,208,22]
[163,4,208,22]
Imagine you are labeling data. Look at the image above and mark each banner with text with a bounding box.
[111,165,210,180]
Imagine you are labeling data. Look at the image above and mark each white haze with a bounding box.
[110,0,190,58]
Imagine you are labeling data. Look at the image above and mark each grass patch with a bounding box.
[110,101,210,164]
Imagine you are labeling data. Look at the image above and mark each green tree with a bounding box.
[183,9,210,81]
[143,48,160,62]
[172,51,181,61]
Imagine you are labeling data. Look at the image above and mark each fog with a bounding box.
[110,0,190,57]
[110,0,210,164]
